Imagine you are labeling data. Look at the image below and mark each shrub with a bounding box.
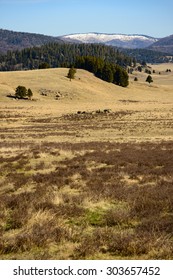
[27,88,33,99]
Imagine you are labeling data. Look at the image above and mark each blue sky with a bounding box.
[0,0,173,38]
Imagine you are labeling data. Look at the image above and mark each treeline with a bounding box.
[0,42,134,71]
[75,56,129,87]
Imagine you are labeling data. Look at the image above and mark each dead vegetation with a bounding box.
[0,65,173,259]
[0,108,173,259]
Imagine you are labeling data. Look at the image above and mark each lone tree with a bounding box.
[15,86,33,99]
[15,86,27,99]
[146,75,153,85]
[67,67,76,81]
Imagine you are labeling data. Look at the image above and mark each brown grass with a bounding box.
[0,65,173,259]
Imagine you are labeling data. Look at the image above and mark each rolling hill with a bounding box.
[0,65,173,108]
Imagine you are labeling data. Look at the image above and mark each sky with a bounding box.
[0,0,173,38]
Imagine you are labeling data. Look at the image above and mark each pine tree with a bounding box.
[15,86,27,99]
[67,67,76,81]
[102,64,114,83]
[113,66,129,87]
[146,75,153,84]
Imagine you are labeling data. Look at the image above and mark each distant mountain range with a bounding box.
[0,29,173,55]
[60,33,173,54]
[148,34,173,54]
[60,33,158,49]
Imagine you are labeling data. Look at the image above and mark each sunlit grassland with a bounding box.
[0,65,173,259]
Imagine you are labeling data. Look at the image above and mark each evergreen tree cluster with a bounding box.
[0,42,132,71]
[122,48,171,64]
[15,86,33,99]
[75,56,129,87]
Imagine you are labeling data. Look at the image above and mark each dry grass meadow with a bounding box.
[0,64,173,259]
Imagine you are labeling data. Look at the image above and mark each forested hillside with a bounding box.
[0,42,133,71]
[148,34,173,54]
[121,48,172,64]
[0,29,62,53]
[0,29,172,68]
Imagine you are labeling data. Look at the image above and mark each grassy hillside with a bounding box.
[1,65,173,104]
[0,66,173,259]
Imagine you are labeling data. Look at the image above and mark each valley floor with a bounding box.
[0,65,173,259]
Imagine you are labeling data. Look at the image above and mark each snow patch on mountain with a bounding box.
[61,33,158,49]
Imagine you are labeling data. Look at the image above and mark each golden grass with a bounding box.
[0,64,172,114]
[0,65,173,260]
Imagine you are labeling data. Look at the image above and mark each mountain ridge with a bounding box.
[0,28,173,56]
[148,34,173,54]
[0,28,62,53]
[59,32,173,54]
[60,32,158,49]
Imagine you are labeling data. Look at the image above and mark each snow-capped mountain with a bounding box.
[60,33,158,49]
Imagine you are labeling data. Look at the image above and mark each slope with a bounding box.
[0,67,173,116]
[148,34,173,54]
[0,29,62,53]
